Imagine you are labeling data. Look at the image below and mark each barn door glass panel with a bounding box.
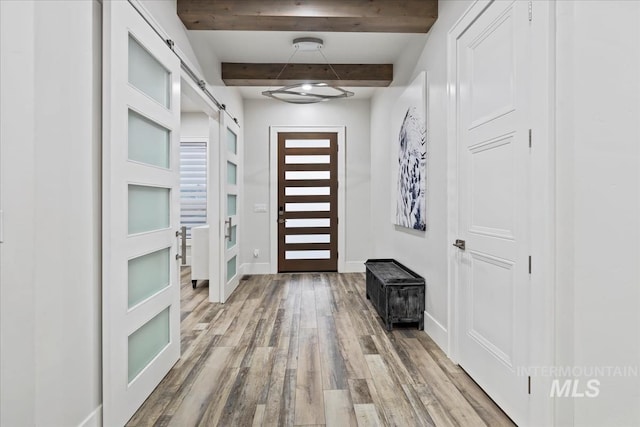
[128,35,170,108]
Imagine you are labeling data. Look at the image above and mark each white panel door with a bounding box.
[456,1,530,424]
[103,2,181,425]
[220,115,241,302]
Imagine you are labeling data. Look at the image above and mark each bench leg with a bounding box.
[192,280,197,289]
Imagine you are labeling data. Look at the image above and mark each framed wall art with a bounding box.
[393,71,427,231]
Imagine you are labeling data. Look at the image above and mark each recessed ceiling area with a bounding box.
[179,0,436,101]
[187,31,429,65]
[186,31,428,99]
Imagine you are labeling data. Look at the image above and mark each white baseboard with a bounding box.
[424,310,448,354]
[240,261,364,275]
[343,261,366,273]
[78,405,102,427]
[241,262,272,275]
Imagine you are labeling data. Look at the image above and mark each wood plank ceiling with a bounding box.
[177,0,438,87]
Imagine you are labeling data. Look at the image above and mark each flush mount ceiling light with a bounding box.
[262,37,355,104]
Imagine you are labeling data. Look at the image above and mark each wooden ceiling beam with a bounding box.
[221,63,393,87]
[178,0,438,33]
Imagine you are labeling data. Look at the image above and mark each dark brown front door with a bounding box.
[278,132,338,272]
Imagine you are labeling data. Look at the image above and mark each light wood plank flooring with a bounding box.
[127,270,514,427]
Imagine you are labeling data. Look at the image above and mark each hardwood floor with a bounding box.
[128,269,515,427]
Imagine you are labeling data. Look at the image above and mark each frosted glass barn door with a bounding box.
[220,116,241,302]
[102,2,181,426]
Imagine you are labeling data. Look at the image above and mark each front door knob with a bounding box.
[453,239,466,250]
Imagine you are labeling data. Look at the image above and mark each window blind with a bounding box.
[180,141,207,238]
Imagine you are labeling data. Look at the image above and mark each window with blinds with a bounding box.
[180,141,207,238]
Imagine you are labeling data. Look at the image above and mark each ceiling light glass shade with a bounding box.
[262,82,354,104]
[262,37,355,104]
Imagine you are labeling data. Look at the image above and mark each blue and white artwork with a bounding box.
[395,73,426,231]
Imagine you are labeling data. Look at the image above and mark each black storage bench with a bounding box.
[365,259,425,331]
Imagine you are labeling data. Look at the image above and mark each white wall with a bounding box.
[181,112,209,138]
[369,0,473,350]
[0,2,37,424]
[555,1,640,425]
[242,99,371,273]
[0,1,102,426]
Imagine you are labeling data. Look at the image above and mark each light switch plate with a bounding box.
[254,204,268,213]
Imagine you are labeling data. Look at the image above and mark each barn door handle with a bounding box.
[453,239,466,250]
[224,217,232,240]
[175,226,187,265]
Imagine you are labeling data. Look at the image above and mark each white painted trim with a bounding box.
[180,137,209,144]
[179,135,207,269]
[269,126,347,273]
[220,114,242,302]
[225,273,240,298]
[78,405,102,427]
[423,311,448,352]
[344,261,366,273]
[446,1,556,425]
[180,76,222,304]
[528,2,557,426]
[207,115,221,303]
[241,262,272,275]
